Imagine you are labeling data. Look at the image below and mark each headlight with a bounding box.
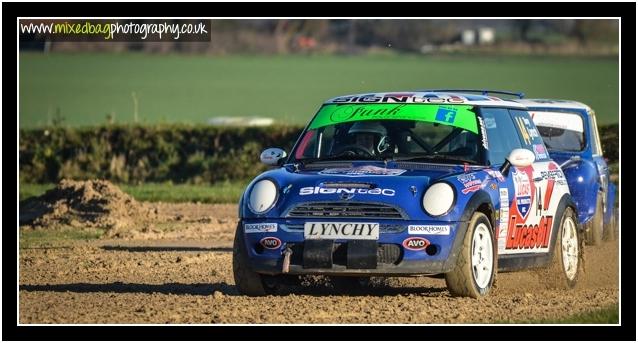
[422,182,455,216]
[248,179,278,214]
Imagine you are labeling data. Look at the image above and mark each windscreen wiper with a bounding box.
[392,154,477,165]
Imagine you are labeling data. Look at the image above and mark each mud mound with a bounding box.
[19,179,157,233]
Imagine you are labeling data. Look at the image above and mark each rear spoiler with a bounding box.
[418,89,525,99]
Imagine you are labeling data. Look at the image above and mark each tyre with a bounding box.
[545,206,582,289]
[585,194,604,246]
[232,222,268,296]
[603,206,617,242]
[445,212,496,298]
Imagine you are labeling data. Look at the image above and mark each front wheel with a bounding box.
[232,222,267,296]
[445,212,496,298]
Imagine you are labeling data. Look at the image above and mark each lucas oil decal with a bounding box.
[499,162,569,255]
[512,169,532,219]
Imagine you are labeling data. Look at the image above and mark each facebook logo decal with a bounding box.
[435,107,457,123]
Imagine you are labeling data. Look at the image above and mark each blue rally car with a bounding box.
[234,91,584,298]
[516,99,617,245]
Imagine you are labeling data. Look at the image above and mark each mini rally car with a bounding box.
[515,99,617,245]
[233,90,583,298]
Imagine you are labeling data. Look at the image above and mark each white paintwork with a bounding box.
[260,148,287,166]
[471,223,493,289]
[531,111,585,133]
[248,179,278,214]
[303,222,379,240]
[507,148,536,167]
[423,182,455,216]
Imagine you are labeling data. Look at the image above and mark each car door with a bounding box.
[478,108,522,255]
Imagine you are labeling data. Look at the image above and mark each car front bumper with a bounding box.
[241,219,469,276]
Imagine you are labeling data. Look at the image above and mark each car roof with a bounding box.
[514,98,592,112]
[324,91,528,109]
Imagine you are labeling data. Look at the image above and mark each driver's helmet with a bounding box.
[348,121,389,154]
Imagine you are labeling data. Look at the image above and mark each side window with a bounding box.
[589,112,603,155]
[480,108,522,165]
[509,109,551,162]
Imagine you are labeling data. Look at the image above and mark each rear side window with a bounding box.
[480,108,522,165]
[509,109,551,162]
[530,110,586,152]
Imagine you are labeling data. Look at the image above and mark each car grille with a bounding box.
[285,202,406,219]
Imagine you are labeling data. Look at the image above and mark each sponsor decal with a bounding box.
[490,183,497,190]
[497,188,510,250]
[408,225,450,235]
[505,215,553,250]
[514,116,532,145]
[402,237,430,251]
[513,169,532,219]
[319,165,406,177]
[478,116,489,149]
[304,222,379,240]
[484,116,497,129]
[457,173,482,194]
[435,106,458,124]
[331,94,465,104]
[244,223,277,233]
[485,169,505,182]
[308,103,478,133]
[260,237,282,249]
[533,144,548,160]
[299,186,395,196]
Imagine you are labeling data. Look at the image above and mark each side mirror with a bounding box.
[560,155,582,169]
[260,148,287,166]
[500,148,535,176]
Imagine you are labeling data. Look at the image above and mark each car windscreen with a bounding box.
[291,103,486,165]
[530,110,586,152]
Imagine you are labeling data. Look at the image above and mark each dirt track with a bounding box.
[19,203,619,324]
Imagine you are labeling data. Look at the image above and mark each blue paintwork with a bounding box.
[240,160,510,273]
[526,105,615,226]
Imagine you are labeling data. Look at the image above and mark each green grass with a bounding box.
[120,181,245,204]
[19,53,619,128]
[494,304,619,324]
[19,227,105,248]
[19,181,247,204]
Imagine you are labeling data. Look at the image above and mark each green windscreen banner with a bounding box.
[309,104,478,133]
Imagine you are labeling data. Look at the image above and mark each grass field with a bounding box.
[19,52,619,128]
[495,303,619,324]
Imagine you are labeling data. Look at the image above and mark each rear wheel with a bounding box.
[545,207,582,289]
[603,206,617,242]
[445,212,496,298]
[585,194,604,246]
